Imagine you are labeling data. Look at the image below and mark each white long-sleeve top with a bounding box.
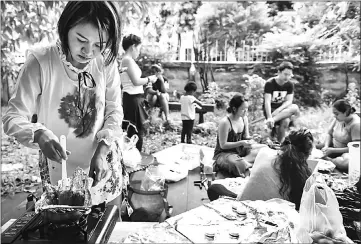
[2,43,123,184]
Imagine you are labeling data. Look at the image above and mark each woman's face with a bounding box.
[67,22,108,69]
[332,107,348,122]
[131,44,141,59]
[235,101,249,117]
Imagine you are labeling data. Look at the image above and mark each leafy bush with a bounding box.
[345,83,360,111]
[242,74,266,124]
[1,1,66,105]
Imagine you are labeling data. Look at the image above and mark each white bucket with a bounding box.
[347,141,360,185]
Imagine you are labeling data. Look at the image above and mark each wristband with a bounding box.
[147,77,150,83]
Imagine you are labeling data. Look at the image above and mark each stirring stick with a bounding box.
[59,135,67,188]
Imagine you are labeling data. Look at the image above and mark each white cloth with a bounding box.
[2,43,123,184]
[180,95,197,120]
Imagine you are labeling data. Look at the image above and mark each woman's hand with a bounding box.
[34,129,67,163]
[310,230,344,244]
[88,141,112,187]
[148,75,158,83]
[321,147,334,157]
[239,140,253,149]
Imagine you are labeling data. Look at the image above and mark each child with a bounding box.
[180,82,203,144]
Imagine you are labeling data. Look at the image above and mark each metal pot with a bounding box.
[39,206,91,224]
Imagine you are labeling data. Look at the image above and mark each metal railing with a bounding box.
[11,41,355,65]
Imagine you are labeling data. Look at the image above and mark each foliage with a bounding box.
[293,2,360,70]
[118,1,150,37]
[195,2,272,48]
[1,1,66,104]
[242,74,267,123]
[177,1,202,33]
[344,83,361,112]
[193,2,273,92]
[267,1,294,17]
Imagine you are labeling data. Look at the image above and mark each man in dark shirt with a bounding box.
[145,64,170,122]
[263,61,300,143]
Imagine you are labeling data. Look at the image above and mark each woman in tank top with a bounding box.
[317,99,360,170]
[120,34,158,152]
[213,94,256,177]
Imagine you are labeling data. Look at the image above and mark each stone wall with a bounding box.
[162,62,360,97]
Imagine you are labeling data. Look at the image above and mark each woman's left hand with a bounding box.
[322,147,334,157]
[89,141,111,187]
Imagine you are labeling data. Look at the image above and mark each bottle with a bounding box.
[26,194,36,211]
[348,141,360,185]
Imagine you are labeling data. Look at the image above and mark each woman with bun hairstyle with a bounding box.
[316,99,360,170]
[120,34,158,151]
[213,94,254,178]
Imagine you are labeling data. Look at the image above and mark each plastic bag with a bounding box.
[122,134,142,169]
[89,139,124,205]
[158,164,188,183]
[140,165,165,191]
[296,173,350,243]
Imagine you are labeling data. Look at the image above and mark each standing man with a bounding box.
[263,61,300,143]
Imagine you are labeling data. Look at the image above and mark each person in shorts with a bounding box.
[263,61,300,143]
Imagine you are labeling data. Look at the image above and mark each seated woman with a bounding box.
[145,64,171,123]
[316,99,360,171]
[213,94,255,178]
[208,128,313,210]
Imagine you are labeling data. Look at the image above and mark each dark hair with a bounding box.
[226,94,248,114]
[333,99,356,116]
[275,128,313,210]
[246,64,254,70]
[150,64,162,74]
[278,61,293,72]
[58,1,121,66]
[122,34,142,51]
[184,82,197,92]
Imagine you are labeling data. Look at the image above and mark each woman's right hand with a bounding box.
[148,75,158,83]
[240,140,253,149]
[34,129,67,163]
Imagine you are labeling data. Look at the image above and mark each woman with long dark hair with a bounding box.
[316,99,360,170]
[208,128,313,210]
[212,94,255,178]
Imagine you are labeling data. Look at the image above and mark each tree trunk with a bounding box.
[1,78,10,106]
[344,62,349,95]
[176,33,181,61]
[209,63,215,83]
